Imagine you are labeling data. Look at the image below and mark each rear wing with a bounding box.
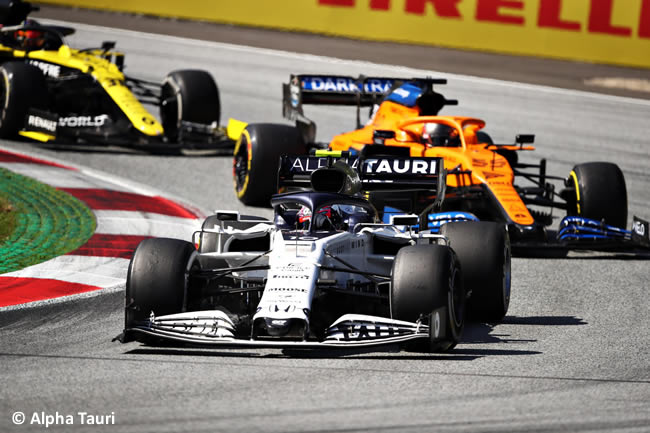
[282,74,457,132]
[277,152,446,215]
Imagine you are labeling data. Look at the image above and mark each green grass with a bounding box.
[0,194,16,243]
[0,168,96,274]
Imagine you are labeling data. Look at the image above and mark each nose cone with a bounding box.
[255,317,308,339]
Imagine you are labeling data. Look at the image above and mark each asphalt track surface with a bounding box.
[1,19,650,433]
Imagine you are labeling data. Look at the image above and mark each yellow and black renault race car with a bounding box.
[0,0,242,151]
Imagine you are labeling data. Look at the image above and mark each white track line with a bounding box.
[94,210,201,237]
[4,256,129,287]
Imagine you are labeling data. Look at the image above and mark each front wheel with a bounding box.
[0,62,48,138]
[160,69,220,142]
[440,222,511,322]
[391,244,464,352]
[565,162,627,229]
[125,238,199,329]
[233,123,306,207]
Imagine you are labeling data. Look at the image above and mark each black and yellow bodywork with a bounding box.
[0,0,244,151]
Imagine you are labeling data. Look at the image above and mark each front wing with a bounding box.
[20,109,240,151]
[514,215,650,255]
[121,312,434,349]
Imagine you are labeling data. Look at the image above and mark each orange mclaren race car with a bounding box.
[233,75,648,253]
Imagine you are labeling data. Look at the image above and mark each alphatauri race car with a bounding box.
[233,74,649,254]
[118,154,511,352]
[0,0,242,151]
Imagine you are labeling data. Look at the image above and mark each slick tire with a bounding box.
[566,162,627,229]
[125,238,199,329]
[391,244,464,352]
[440,221,511,322]
[0,62,48,138]
[233,123,306,207]
[161,69,220,142]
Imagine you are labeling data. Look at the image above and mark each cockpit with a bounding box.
[272,192,377,233]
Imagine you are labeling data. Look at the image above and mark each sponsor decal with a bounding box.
[364,158,437,175]
[271,274,310,280]
[428,212,478,227]
[27,114,57,133]
[632,219,647,237]
[335,323,410,341]
[28,60,60,78]
[276,263,309,273]
[301,76,394,93]
[287,156,439,175]
[385,83,423,107]
[267,287,308,293]
[318,0,650,39]
[290,156,330,172]
[64,0,650,68]
[392,88,410,98]
[59,115,109,128]
[473,158,507,168]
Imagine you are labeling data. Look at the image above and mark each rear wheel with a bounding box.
[566,162,627,229]
[391,244,464,352]
[125,238,199,329]
[440,222,511,322]
[233,123,306,207]
[0,62,48,138]
[161,69,220,142]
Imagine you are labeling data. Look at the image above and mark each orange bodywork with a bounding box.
[329,101,536,225]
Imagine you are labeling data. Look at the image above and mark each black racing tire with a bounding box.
[440,221,511,322]
[125,238,199,329]
[160,69,220,142]
[0,62,48,138]
[566,162,627,229]
[391,244,464,352]
[233,123,306,207]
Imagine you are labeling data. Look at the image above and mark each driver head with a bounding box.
[422,123,460,147]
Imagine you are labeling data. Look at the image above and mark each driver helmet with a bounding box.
[297,205,342,231]
[422,123,460,147]
[14,20,45,50]
[297,206,313,230]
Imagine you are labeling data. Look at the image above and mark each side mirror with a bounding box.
[391,214,418,227]
[516,134,535,144]
[373,129,396,145]
[101,41,116,51]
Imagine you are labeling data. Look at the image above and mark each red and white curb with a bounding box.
[0,148,207,310]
